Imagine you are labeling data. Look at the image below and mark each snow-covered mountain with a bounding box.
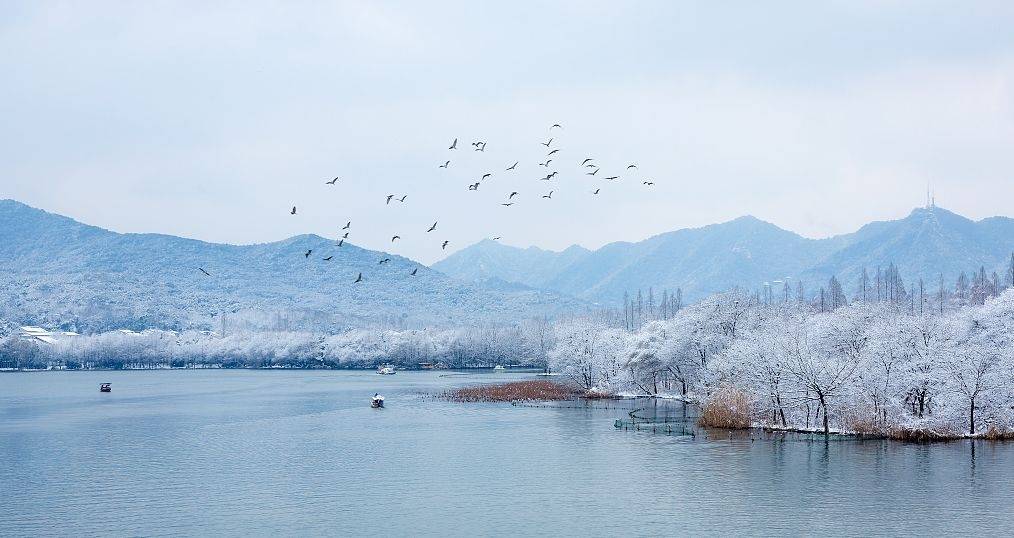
[435,207,1014,304]
[0,200,589,332]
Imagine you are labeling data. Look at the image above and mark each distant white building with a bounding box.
[19,326,79,345]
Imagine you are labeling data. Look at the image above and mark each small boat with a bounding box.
[99,383,112,393]
[493,365,506,372]
[377,365,396,375]
[371,394,385,408]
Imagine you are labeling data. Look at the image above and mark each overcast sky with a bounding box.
[3,1,1013,264]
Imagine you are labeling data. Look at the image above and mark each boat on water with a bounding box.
[99,383,111,392]
[371,394,385,408]
[493,365,506,372]
[377,365,396,375]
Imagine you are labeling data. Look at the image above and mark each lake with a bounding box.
[1,370,1012,536]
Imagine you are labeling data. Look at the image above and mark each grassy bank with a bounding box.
[444,379,581,402]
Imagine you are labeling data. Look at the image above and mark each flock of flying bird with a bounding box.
[198,124,656,283]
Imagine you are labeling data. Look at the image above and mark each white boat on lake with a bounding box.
[377,365,396,375]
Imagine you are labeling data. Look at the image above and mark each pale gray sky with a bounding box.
[3,1,1013,264]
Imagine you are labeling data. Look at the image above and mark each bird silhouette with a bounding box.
[198,267,211,276]
[550,124,562,130]
[342,221,351,230]
[481,173,491,181]
[508,191,518,199]
[592,188,600,195]
[355,272,363,283]
[410,268,418,276]
[541,138,553,147]
[605,176,619,180]
[398,195,407,202]
[506,162,518,171]
[474,142,486,152]
[391,235,401,242]
[304,250,312,258]
[323,256,333,261]
[326,176,339,185]
[627,164,637,170]
[585,163,597,168]
[643,181,655,186]
[290,206,297,215]
[501,202,514,206]
[379,258,391,264]
[439,160,450,168]
[442,240,450,249]
[539,160,552,167]
[543,191,553,199]
[337,239,344,247]
[581,158,594,166]
[449,138,458,150]
[342,232,350,239]
[492,236,501,240]
[386,195,394,204]
[547,149,560,156]
[468,182,480,191]
[427,222,438,232]
[587,168,599,176]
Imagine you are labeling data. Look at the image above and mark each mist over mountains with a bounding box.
[3,199,1012,334]
[435,206,1014,304]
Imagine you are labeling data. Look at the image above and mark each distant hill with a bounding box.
[0,200,589,332]
[435,207,1014,304]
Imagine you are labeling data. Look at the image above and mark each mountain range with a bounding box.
[0,199,588,332]
[434,206,1014,304]
[3,199,1013,334]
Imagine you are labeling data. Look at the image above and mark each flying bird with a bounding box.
[542,191,553,199]
[304,250,312,258]
[391,235,401,242]
[587,168,599,176]
[474,142,486,152]
[501,202,514,206]
[605,176,619,180]
[442,240,450,249]
[290,206,297,215]
[398,195,407,202]
[541,138,553,147]
[355,272,363,283]
[323,256,333,261]
[643,181,655,186]
[449,138,458,150]
[342,221,351,230]
[585,163,597,168]
[468,182,480,191]
[547,149,560,156]
[581,158,594,166]
[337,239,344,247]
[386,195,394,204]
[492,236,501,240]
[198,267,211,276]
[539,160,552,167]
[627,164,638,170]
[508,191,518,199]
[427,221,438,232]
[439,160,450,168]
[410,268,418,276]
[481,173,491,181]
[506,162,518,171]
[550,124,562,130]
[342,232,350,239]
[546,171,558,179]
[592,188,600,195]
[379,258,391,264]
[326,176,339,185]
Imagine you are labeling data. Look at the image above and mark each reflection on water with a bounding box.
[1,370,1012,536]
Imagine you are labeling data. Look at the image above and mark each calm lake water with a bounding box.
[1,370,1012,537]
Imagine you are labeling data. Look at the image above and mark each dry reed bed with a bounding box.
[444,380,581,402]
